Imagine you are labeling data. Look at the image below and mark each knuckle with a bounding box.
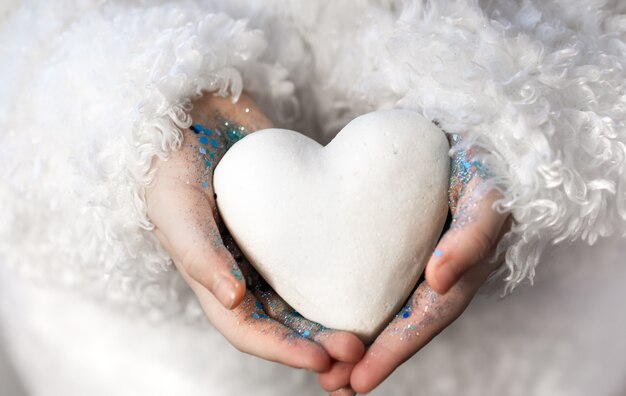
[180,249,205,279]
[467,226,494,258]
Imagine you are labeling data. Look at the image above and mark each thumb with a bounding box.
[425,188,508,294]
[148,183,246,309]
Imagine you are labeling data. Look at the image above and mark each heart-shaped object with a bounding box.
[214,109,449,342]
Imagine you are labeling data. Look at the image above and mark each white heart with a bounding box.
[214,109,449,342]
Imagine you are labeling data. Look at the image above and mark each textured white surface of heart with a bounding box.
[214,109,450,341]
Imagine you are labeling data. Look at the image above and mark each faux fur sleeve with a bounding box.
[0,0,295,314]
[400,1,626,292]
[412,1,625,291]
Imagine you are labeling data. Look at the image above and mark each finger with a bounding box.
[148,177,245,309]
[251,278,365,364]
[425,187,508,294]
[183,269,332,373]
[318,361,354,392]
[314,332,365,365]
[329,386,356,396]
[351,271,491,394]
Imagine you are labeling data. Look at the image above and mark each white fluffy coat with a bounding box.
[0,1,625,395]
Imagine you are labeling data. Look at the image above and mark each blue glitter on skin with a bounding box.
[259,313,269,319]
[434,249,442,257]
[252,313,260,319]
[394,304,413,321]
[193,119,248,191]
[448,134,492,229]
[255,301,263,310]
[302,330,310,338]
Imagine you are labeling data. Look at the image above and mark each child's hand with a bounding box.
[146,94,364,373]
[319,138,510,394]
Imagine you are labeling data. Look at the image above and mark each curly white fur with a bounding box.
[0,0,625,317]
[0,0,297,318]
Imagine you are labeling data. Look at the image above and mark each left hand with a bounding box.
[317,138,511,395]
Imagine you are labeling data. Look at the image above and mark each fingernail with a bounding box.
[213,275,237,308]
[436,262,459,292]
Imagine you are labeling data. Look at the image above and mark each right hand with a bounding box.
[146,93,364,374]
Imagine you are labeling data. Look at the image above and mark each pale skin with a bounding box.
[146,93,509,395]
